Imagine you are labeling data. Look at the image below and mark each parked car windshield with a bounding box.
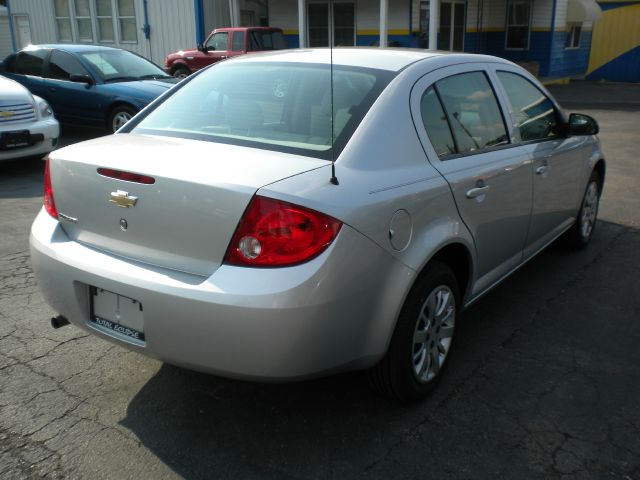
[79,49,169,82]
[130,61,395,159]
[250,31,287,50]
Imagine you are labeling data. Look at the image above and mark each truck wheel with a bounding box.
[173,67,190,79]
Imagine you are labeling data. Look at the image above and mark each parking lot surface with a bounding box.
[1,88,639,479]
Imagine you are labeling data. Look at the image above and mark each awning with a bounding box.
[567,0,603,23]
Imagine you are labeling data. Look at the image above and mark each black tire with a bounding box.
[564,171,601,250]
[172,67,191,79]
[108,105,137,133]
[367,261,459,401]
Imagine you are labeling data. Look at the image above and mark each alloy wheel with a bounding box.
[412,285,456,383]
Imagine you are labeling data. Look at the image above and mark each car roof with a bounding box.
[227,48,513,72]
[20,44,122,53]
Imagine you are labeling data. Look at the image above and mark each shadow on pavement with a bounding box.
[119,220,640,479]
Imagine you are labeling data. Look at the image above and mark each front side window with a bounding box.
[206,32,229,51]
[46,50,89,80]
[435,71,509,155]
[74,0,93,42]
[14,50,47,76]
[506,0,531,49]
[54,0,73,42]
[117,0,137,42]
[497,71,558,142]
[131,62,394,160]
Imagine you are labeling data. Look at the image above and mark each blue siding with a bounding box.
[547,30,592,77]
[465,31,552,76]
[284,34,418,49]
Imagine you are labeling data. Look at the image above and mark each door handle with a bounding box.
[48,87,56,92]
[466,185,490,199]
[536,165,549,175]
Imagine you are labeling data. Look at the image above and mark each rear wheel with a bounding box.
[367,261,459,401]
[108,105,137,133]
[564,171,601,249]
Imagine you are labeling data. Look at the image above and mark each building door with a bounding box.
[13,15,32,48]
[307,2,355,47]
[439,1,465,51]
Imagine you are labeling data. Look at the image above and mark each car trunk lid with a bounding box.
[49,133,327,276]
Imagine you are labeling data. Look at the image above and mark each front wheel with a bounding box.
[108,105,137,133]
[172,67,191,79]
[564,171,601,249]
[367,261,459,401]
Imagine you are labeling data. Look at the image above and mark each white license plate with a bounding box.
[90,287,145,344]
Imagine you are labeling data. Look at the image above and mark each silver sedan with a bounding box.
[30,49,604,400]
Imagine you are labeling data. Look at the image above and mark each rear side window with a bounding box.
[496,71,559,141]
[435,71,509,155]
[421,87,456,157]
[14,50,47,76]
[249,31,287,51]
[46,50,89,80]
[231,31,244,52]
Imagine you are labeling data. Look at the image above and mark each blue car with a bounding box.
[0,45,178,133]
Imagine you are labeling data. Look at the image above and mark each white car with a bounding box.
[0,74,59,161]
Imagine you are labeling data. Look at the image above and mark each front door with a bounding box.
[439,1,466,51]
[307,2,355,47]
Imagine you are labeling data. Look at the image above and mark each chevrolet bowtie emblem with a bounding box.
[0,111,14,117]
[109,190,138,208]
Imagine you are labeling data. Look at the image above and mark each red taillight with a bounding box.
[97,168,155,184]
[44,158,58,219]
[224,196,342,267]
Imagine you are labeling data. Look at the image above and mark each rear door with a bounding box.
[492,69,585,257]
[411,64,533,296]
[8,49,47,98]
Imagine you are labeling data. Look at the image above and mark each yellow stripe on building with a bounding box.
[587,4,640,74]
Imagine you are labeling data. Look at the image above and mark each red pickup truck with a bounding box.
[164,27,287,78]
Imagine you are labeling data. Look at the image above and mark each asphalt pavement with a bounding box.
[0,84,639,479]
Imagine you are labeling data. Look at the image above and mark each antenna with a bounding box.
[329,2,339,186]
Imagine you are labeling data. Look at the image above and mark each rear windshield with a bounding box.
[130,61,395,159]
[249,30,287,50]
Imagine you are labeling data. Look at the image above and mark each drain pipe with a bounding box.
[51,315,70,329]
[6,0,17,52]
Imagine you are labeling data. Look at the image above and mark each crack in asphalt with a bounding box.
[362,226,637,477]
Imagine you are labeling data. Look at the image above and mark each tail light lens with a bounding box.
[224,196,342,267]
[44,158,58,219]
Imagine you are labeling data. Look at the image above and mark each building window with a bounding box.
[74,0,93,42]
[96,0,115,42]
[505,0,531,50]
[54,0,73,42]
[117,0,137,43]
[566,24,582,48]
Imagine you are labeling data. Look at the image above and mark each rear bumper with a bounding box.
[0,117,59,161]
[30,210,414,381]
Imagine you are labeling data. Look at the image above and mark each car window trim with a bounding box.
[493,68,565,145]
[429,69,513,162]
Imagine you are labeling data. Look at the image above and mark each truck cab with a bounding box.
[164,27,287,78]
